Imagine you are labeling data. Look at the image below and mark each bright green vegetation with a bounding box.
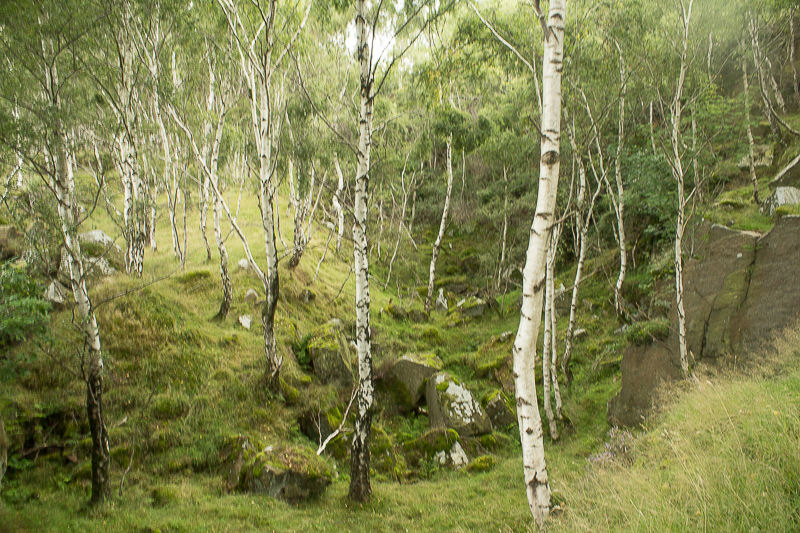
[3,0,800,530]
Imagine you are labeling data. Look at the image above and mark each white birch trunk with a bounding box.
[512,1,565,525]
[542,234,558,440]
[671,0,694,379]
[613,46,627,318]
[742,50,760,204]
[53,126,110,504]
[497,165,509,289]
[333,154,345,251]
[425,133,454,314]
[350,0,375,502]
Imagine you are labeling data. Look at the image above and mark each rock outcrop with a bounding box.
[426,372,492,437]
[763,186,800,215]
[221,436,332,503]
[609,217,800,427]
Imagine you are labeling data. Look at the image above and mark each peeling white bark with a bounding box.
[511,1,565,526]
[425,133,454,314]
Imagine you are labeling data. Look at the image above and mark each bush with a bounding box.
[0,262,50,347]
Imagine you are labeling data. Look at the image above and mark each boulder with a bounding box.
[763,186,800,215]
[483,390,516,429]
[44,280,69,309]
[573,328,588,342]
[238,315,252,330]
[220,436,332,503]
[381,302,408,320]
[455,296,487,319]
[0,225,24,260]
[426,372,492,437]
[737,144,773,169]
[308,323,354,387]
[79,229,119,250]
[434,441,468,468]
[609,218,800,426]
[382,353,443,411]
[244,289,259,305]
[401,427,461,468]
[78,230,124,270]
[237,258,250,271]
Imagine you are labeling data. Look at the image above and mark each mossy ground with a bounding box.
[2,128,800,530]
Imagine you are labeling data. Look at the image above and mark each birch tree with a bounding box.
[216,0,311,388]
[424,132,454,314]
[667,0,695,378]
[511,0,566,525]
[0,3,111,503]
[742,42,760,204]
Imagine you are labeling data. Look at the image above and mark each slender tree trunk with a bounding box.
[749,13,780,135]
[199,58,215,263]
[671,1,694,379]
[548,224,563,420]
[210,110,232,319]
[425,133,454,314]
[256,81,282,389]
[649,101,657,156]
[512,1,565,526]
[385,165,414,289]
[542,235,558,440]
[497,166,509,289]
[349,0,375,502]
[333,154,345,251]
[613,46,627,318]
[54,128,110,505]
[743,50,760,204]
[561,133,600,386]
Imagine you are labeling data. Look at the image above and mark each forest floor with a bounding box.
[2,156,800,531]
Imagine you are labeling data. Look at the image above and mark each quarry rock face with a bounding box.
[609,217,800,427]
[426,372,492,437]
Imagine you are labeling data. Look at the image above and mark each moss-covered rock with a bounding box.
[381,303,408,321]
[453,296,488,319]
[381,352,443,412]
[401,427,460,468]
[465,454,496,473]
[308,322,354,387]
[483,389,516,429]
[425,372,492,437]
[220,434,332,503]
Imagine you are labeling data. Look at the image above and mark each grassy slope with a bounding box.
[2,133,800,530]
